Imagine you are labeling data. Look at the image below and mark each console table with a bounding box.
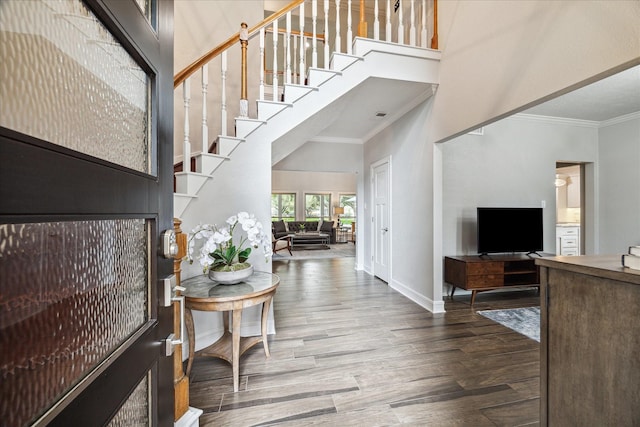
[181,271,279,392]
[444,254,550,305]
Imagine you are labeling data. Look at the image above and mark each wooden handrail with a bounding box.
[174,0,304,88]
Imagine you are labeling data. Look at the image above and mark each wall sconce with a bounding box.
[555,174,570,187]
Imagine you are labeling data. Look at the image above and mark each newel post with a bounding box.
[173,218,189,421]
[240,22,249,117]
[358,0,367,37]
[430,0,438,49]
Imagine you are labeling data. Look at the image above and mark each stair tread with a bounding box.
[174,171,210,178]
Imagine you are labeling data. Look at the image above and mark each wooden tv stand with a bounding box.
[444,254,549,305]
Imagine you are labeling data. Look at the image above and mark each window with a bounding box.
[271,193,295,221]
[305,193,331,221]
[339,194,356,226]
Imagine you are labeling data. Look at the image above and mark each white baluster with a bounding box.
[335,0,341,53]
[398,0,404,44]
[286,12,292,85]
[410,0,416,46]
[386,0,391,42]
[324,0,330,68]
[293,35,298,84]
[273,19,279,101]
[183,79,191,173]
[259,28,265,100]
[421,0,427,47]
[312,0,318,68]
[201,64,208,154]
[221,51,227,136]
[374,0,380,40]
[346,0,352,54]
[299,2,305,84]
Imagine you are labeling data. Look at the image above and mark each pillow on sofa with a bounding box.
[272,220,286,233]
[306,221,320,232]
[319,220,334,232]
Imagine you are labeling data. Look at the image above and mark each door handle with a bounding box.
[160,276,186,356]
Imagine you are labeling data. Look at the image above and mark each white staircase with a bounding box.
[174,37,440,219]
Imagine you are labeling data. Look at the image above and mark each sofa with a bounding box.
[272,220,336,244]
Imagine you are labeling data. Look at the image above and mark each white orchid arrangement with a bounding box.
[187,212,272,273]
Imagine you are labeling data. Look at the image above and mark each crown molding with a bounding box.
[307,136,364,144]
[510,114,599,128]
[598,111,640,128]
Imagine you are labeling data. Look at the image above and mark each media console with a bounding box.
[444,254,551,305]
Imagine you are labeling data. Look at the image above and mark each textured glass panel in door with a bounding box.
[0,219,149,426]
[0,0,150,173]
[108,374,150,427]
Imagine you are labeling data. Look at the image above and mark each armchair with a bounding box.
[272,234,292,255]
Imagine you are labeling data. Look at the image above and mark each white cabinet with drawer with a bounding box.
[556,225,580,255]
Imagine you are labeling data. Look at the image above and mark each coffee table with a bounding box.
[289,232,330,248]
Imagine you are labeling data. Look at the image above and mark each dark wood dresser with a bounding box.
[444,254,550,305]
[536,255,640,426]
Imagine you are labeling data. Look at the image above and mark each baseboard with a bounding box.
[391,278,446,314]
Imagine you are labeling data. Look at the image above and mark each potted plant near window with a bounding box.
[187,212,272,284]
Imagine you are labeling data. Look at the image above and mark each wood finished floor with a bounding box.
[189,257,541,426]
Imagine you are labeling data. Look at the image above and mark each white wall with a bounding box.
[429,0,640,144]
[364,100,444,312]
[179,131,273,352]
[598,116,640,253]
[442,116,599,258]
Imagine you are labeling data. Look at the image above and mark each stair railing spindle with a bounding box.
[421,0,427,47]
[201,64,208,153]
[299,1,305,83]
[324,0,330,69]
[259,28,265,100]
[335,0,341,53]
[385,0,391,42]
[410,0,416,46]
[374,0,380,40]
[272,19,279,101]
[286,12,292,85]
[312,0,318,68]
[221,51,227,136]
[182,79,191,172]
[293,35,298,84]
[398,0,404,44]
[346,0,352,54]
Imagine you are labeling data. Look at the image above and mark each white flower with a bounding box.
[187,213,272,273]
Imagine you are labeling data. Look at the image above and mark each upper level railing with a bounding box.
[174,0,438,171]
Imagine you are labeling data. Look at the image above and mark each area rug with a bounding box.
[477,306,540,342]
[273,243,355,260]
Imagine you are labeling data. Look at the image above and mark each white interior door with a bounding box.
[372,159,390,282]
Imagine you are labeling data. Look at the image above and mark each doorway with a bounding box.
[371,158,391,282]
[555,162,584,255]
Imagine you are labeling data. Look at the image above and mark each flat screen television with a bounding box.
[477,207,543,255]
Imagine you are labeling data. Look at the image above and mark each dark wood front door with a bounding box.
[0,0,174,425]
